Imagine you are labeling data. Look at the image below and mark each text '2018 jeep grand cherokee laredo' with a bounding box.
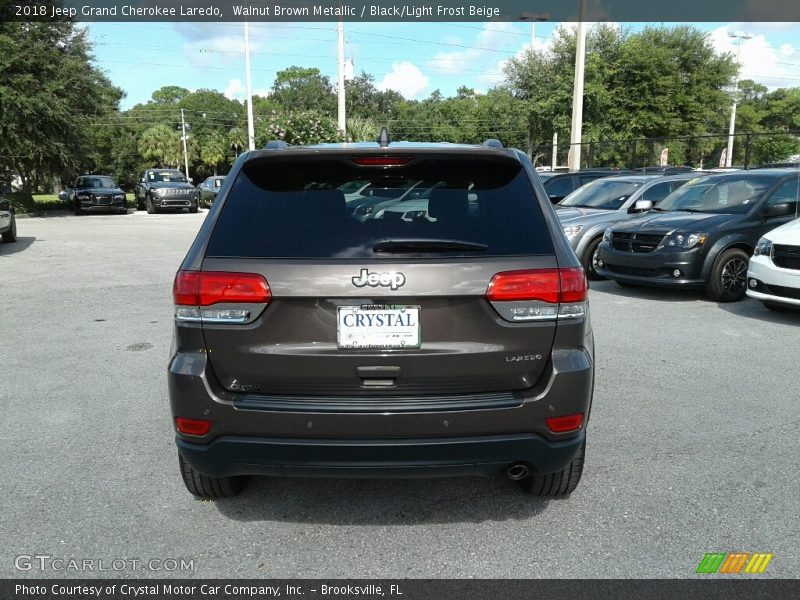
[169,136,595,499]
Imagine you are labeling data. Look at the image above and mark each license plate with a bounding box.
[337,305,420,349]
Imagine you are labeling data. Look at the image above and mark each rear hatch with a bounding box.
[193,150,564,397]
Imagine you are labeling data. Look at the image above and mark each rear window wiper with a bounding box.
[373,239,489,253]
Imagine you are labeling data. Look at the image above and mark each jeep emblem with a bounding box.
[351,269,406,290]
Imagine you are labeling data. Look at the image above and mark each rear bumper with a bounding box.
[177,431,586,479]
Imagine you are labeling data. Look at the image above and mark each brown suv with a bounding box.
[169,136,595,498]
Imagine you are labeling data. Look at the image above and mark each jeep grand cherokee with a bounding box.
[169,135,595,499]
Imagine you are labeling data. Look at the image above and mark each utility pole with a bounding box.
[337,18,346,136]
[552,132,558,169]
[726,32,752,168]
[244,21,256,151]
[568,0,587,171]
[180,108,190,180]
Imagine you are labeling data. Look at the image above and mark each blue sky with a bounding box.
[83,21,800,110]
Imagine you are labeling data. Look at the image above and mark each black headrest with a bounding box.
[427,188,468,222]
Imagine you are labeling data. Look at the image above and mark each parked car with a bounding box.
[0,196,16,242]
[170,137,594,499]
[135,169,197,213]
[747,217,800,310]
[595,170,800,301]
[538,168,632,203]
[557,174,698,279]
[196,175,226,207]
[58,175,127,215]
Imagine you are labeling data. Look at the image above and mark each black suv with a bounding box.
[169,136,595,499]
[59,175,126,215]
[596,170,800,301]
[538,168,632,203]
[135,169,198,213]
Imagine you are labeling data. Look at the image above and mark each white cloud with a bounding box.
[224,79,244,101]
[377,62,429,99]
[709,25,800,90]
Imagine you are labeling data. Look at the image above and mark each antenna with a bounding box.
[377,127,391,148]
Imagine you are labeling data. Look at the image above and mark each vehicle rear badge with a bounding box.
[352,269,406,290]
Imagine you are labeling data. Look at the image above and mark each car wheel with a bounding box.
[146,195,155,214]
[519,440,585,497]
[178,452,248,499]
[190,202,199,214]
[1,214,17,243]
[73,203,82,215]
[581,237,606,281]
[706,248,749,302]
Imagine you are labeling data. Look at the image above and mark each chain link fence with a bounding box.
[530,131,800,170]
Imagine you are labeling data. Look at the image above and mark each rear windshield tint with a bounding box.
[206,155,553,258]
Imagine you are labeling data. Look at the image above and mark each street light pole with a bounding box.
[725,32,752,167]
[568,0,587,171]
[337,18,346,136]
[180,108,190,180]
[244,21,256,151]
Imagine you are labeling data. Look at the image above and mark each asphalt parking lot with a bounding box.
[1,210,799,579]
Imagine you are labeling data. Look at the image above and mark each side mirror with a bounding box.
[764,202,795,217]
[634,199,653,212]
[58,191,69,202]
[188,178,194,183]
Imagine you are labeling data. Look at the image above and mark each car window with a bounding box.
[767,177,800,209]
[207,157,553,259]
[657,175,777,214]
[77,176,115,188]
[641,181,676,203]
[148,171,186,183]
[560,180,643,210]
[545,177,575,198]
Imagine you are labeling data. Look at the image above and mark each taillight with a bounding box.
[351,156,412,166]
[175,417,212,436]
[486,268,587,322]
[173,271,270,324]
[546,413,584,433]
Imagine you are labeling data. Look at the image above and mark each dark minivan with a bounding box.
[596,170,800,301]
[170,138,595,499]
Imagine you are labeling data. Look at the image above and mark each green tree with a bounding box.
[265,110,341,146]
[199,132,229,175]
[271,66,336,114]
[138,124,182,168]
[0,21,123,190]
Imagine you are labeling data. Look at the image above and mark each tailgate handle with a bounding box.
[356,366,401,387]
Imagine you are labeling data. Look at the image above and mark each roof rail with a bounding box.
[377,127,391,148]
[264,140,290,150]
[482,139,504,148]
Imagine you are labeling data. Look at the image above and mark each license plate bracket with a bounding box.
[337,305,421,349]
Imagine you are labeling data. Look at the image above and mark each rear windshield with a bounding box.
[206,156,553,259]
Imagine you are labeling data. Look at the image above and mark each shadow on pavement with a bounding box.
[717,296,800,325]
[0,236,35,256]
[589,279,706,303]
[213,476,552,525]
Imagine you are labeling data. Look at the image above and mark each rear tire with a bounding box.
[178,452,248,499]
[705,248,749,302]
[519,440,585,497]
[581,237,606,281]
[1,214,16,242]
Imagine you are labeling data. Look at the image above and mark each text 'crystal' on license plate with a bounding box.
[337,305,421,349]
